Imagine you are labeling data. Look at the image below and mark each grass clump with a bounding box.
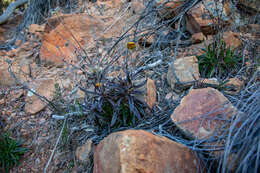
[0,133,28,173]
[197,39,242,78]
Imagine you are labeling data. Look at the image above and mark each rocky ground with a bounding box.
[0,0,260,173]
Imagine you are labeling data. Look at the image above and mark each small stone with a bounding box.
[167,56,199,90]
[224,78,244,95]
[76,139,94,163]
[15,39,22,47]
[155,0,185,20]
[223,31,242,49]
[191,32,205,44]
[146,78,157,108]
[25,79,56,114]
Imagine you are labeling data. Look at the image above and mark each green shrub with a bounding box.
[197,39,242,78]
[0,133,28,173]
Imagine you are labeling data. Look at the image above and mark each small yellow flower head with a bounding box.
[127,42,136,50]
[95,83,102,87]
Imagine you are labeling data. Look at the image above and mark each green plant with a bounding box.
[80,68,147,128]
[197,39,242,78]
[0,133,28,172]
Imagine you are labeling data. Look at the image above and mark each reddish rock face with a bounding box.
[40,14,124,66]
[94,130,204,173]
[171,87,237,139]
[40,14,104,66]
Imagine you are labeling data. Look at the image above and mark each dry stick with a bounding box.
[7,60,56,109]
[44,117,67,173]
[128,59,163,78]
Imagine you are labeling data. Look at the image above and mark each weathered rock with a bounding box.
[223,31,242,49]
[0,57,33,86]
[191,32,205,44]
[186,0,231,35]
[223,78,244,95]
[167,56,199,90]
[40,14,124,66]
[94,130,204,173]
[155,0,185,20]
[25,79,56,114]
[171,87,237,139]
[76,139,94,163]
[146,78,157,108]
[0,61,17,86]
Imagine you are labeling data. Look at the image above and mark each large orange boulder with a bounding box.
[40,14,124,66]
[40,14,104,66]
[94,130,204,173]
[171,87,238,139]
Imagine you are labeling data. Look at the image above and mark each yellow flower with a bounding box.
[95,83,102,87]
[127,42,136,50]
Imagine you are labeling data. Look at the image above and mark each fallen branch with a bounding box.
[0,0,28,25]
[44,117,67,173]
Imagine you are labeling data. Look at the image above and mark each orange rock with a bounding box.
[223,31,242,49]
[76,139,94,163]
[155,0,185,20]
[186,0,231,35]
[94,130,204,173]
[40,14,124,66]
[167,56,199,90]
[0,60,19,86]
[191,32,205,44]
[224,78,244,95]
[25,79,56,114]
[0,99,4,105]
[0,50,6,56]
[15,39,22,47]
[171,87,238,139]
[146,78,157,108]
